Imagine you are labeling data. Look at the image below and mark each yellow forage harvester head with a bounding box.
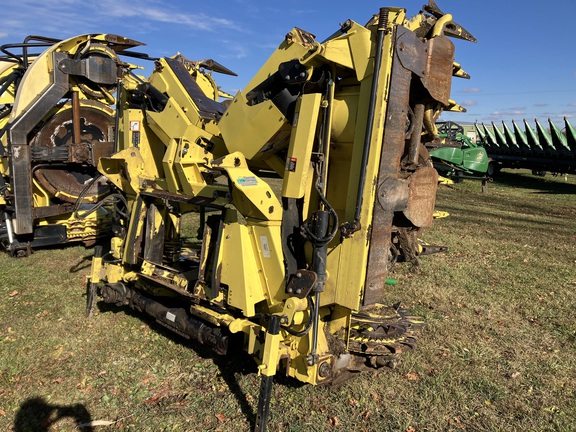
[84,3,476,430]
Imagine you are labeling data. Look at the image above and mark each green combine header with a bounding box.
[428,121,489,179]
[476,118,576,176]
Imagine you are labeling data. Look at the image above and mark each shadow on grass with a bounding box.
[14,397,93,431]
[493,171,575,194]
[69,254,93,273]
[95,301,262,429]
[69,238,112,273]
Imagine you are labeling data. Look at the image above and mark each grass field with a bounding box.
[1,170,575,431]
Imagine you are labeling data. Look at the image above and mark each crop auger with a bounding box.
[5,2,475,430]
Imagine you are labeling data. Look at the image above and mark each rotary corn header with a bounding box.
[476,118,576,176]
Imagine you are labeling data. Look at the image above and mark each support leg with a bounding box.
[254,314,281,432]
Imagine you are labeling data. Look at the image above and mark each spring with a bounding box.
[378,8,390,32]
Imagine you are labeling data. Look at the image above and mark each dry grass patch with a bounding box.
[0,170,575,431]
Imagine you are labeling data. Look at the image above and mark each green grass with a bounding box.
[1,169,575,431]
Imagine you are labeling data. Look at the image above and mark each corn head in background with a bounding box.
[0,34,144,256]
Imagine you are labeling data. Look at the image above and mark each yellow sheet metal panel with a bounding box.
[282,93,322,198]
[218,91,289,161]
[9,53,53,120]
[220,222,267,317]
[249,222,285,307]
[320,22,373,81]
[244,33,310,93]
[215,153,282,221]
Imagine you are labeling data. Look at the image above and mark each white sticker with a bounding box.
[260,236,271,258]
[166,311,176,322]
[130,120,140,131]
[237,176,258,186]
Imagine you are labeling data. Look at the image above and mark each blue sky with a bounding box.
[2,0,575,125]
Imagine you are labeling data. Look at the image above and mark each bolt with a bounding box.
[296,288,302,295]
[318,361,331,378]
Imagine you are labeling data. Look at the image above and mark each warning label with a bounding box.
[286,157,297,172]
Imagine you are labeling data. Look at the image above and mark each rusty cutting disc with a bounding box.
[31,102,115,203]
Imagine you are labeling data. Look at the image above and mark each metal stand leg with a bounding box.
[254,314,281,432]
[86,245,103,318]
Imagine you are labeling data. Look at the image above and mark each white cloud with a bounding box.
[461,87,481,93]
[0,0,240,41]
[105,3,238,31]
[490,110,525,117]
[218,40,249,60]
[462,100,477,107]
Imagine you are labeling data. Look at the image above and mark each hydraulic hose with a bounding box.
[349,8,390,234]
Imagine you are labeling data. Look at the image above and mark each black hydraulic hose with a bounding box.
[0,71,21,97]
[350,8,390,232]
[281,295,315,337]
[72,173,103,217]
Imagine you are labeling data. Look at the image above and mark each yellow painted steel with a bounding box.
[0,34,139,250]
[282,93,322,199]
[84,3,472,394]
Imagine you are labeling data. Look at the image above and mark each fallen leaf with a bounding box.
[52,378,63,384]
[144,395,161,404]
[215,413,226,422]
[0,409,6,417]
[511,372,521,379]
[406,373,420,381]
[77,420,115,427]
[329,416,339,427]
[8,291,18,297]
